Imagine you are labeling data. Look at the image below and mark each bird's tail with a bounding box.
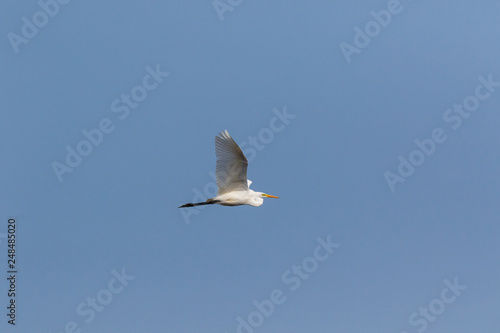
[178,199,220,208]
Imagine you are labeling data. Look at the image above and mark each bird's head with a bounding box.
[250,192,279,207]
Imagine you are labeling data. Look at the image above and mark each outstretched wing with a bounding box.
[215,130,248,194]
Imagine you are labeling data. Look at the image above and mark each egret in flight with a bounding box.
[179,130,279,208]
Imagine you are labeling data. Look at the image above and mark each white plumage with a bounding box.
[179,130,279,208]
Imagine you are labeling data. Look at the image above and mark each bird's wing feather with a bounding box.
[215,130,248,194]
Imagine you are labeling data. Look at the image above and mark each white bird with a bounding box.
[179,130,279,208]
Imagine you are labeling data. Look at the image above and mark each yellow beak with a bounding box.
[263,194,279,198]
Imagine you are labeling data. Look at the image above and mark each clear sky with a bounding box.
[1,1,500,332]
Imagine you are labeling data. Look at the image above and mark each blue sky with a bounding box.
[1,1,500,332]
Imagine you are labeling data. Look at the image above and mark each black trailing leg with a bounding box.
[178,199,220,208]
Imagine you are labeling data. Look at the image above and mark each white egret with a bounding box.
[179,130,279,208]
